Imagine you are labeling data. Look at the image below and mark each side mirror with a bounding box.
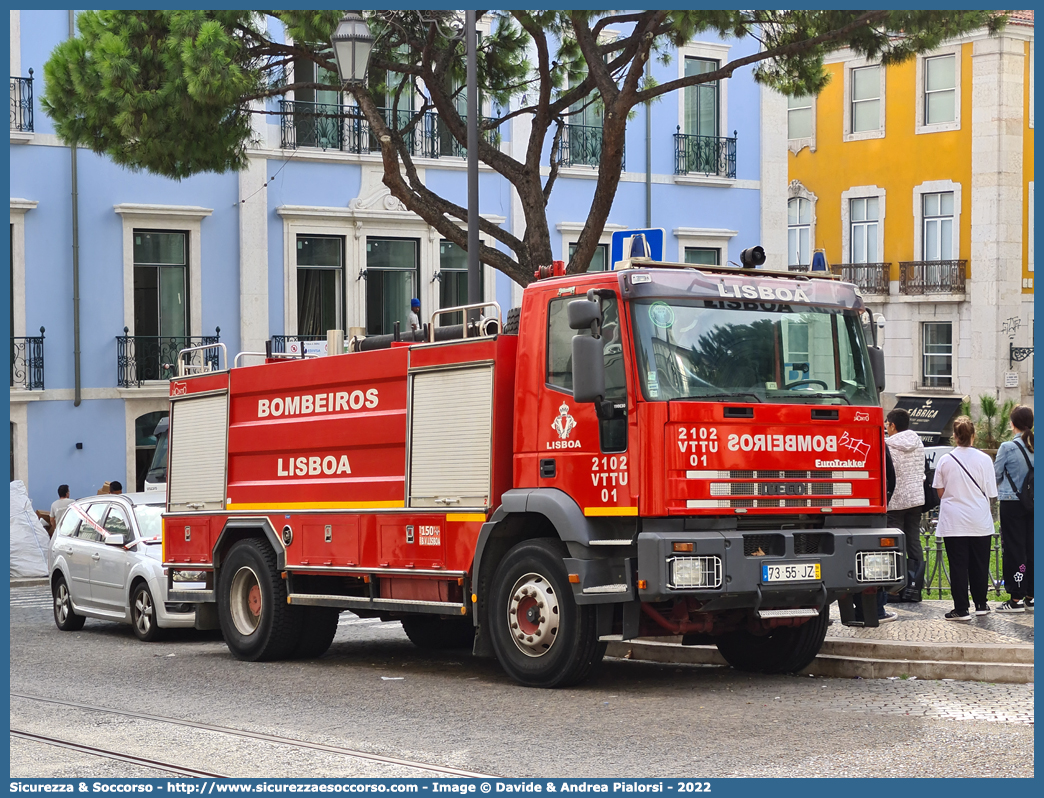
[568,299,601,330]
[572,335,605,403]
[867,346,886,393]
[104,534,126,547]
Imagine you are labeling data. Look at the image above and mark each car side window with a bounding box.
[103,507,131,541]
[56,507,83,537]
[76,504,109,543]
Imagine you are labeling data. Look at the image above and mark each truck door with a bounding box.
[539,293,637,515]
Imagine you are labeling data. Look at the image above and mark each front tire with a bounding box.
[52,575,85,632]
[488,539,605,688]
[402,616,475,650]
[130,581,164,642]
[217,539,302,661]
[715,607,830,674]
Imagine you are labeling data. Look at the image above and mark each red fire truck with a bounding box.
[162,257,904,688]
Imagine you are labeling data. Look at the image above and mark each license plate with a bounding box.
[762,562,821,582]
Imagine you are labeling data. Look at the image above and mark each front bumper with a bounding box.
[636,527,905,610]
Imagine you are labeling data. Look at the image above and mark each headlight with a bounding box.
[856,551,900,582]
[668,556,722,589]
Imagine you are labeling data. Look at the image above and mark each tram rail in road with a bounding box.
[11,693,498,779]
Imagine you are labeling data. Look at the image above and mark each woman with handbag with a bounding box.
[994,405,1034,612]
[933,416,998,621]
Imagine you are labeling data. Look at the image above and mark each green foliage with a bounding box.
[964,394,1017,449]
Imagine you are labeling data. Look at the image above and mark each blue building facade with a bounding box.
[9,10,787,511]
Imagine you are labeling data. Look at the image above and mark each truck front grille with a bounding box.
[743,534,785,557]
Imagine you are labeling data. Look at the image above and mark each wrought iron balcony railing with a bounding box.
[10,70,33,132]
[674,129,737,178]
[279,101,500,159]
[558,123,624,169]
[10,327,44,390]
[899,260,967,295]
[831,262,891,295]
[116,327,221,388]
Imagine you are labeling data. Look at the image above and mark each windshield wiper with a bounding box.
[686,392,763,403]
[782,392,852,405]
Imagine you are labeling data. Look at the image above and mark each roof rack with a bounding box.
[615,258,839,282]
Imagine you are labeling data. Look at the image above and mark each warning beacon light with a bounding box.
[740,246,766,269]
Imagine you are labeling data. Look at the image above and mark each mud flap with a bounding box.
[837,592,879,628]
[194,603,219,631]
[622,600,642,640]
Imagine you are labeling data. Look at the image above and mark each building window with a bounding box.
[568,242,609,272]
[366,237,419,336]
[787,94,813,140]
[851,66,881,133]
[849,197,879,263]
[923,192,955,260]
[133,231,188,341]
[788,197,811,270]
[684,57,720,138]
[437,240,483,325]
[922,322,952,388]
[684,247,720,266]
[296,235,343,337]
[924,54,956,125]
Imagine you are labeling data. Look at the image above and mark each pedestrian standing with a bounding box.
[109,480,123,495]
[885,408,926,602]
[408,298,421,333]
[933,416,998,621]
[49,485,74,530]
[994,405,1034,612]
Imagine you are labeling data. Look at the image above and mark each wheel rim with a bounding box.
[229,566,263,636]
[55,583,69,624]
[506,571,560,658]
[134,589,153,636]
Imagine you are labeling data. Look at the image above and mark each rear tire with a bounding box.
[52,575,85,632]
[715,607,829,674]
[488,538,605,688]
[402,616,475,650]
[292,607,340,658]
[130,581,164,642]
[217,538,302,661]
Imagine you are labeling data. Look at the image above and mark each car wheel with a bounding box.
[488,538,605,688]
[130,581,164,642]
[52,575,85,632]
[217,538,303,661]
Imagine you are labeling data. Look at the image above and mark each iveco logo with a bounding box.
[759,483,808,496]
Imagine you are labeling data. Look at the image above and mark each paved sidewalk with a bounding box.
[606,600,1034,683]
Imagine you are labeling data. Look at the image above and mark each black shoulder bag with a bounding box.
[946,452,989,506]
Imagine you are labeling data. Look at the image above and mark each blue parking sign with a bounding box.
[611,228,665,268]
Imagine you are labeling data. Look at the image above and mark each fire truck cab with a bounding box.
[163,258,904,688]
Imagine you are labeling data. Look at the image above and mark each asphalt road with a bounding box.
[9,585,1034,779]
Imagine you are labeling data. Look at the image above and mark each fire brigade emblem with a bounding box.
[552,402,577,440]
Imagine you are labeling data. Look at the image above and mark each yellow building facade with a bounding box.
[788,14,1034,416]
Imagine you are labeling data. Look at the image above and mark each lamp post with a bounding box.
[333,11,480,320]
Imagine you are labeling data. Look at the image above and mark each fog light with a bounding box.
[856,551,899,582]
[668,556,722,589]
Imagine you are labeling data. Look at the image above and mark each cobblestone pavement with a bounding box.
[827,599,1034,644]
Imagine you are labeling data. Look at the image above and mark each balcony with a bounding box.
[10,70,33,132]
[830,262,890,295]
[899,260,967,295]
[10,327,44,390]
[558,123,624,169]
[279,101,500,159]
[116,328,221,388]
[674,129,736,179]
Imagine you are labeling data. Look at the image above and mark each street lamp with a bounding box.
[330,11,375,85]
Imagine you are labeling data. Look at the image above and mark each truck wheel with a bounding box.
[52,575,86,632]
[402,616,475,650]
[217,539,302,661]
[130,581,164,642]
[292,607,340,659]
[715,607,829,674]
[488,538,605,688]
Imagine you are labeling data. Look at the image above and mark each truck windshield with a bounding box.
[631,298,877,405]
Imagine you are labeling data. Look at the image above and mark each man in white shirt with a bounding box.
[49,484,74,531]
[408,298,421,333]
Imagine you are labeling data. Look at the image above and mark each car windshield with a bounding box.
[132,504,164,542]
[631,298,878,405]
